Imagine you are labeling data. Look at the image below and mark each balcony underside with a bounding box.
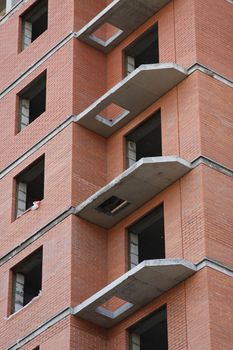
[74,157,191,229]
[72,259,196,328]
[75,63,188,137]
[75,0,170,52]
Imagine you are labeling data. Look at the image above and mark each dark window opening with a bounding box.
[124,25,159,75]
[11,248,43,314]
[128,204,165,269]
[21,0,48,50]
[126,110,161,168]
[96,195,129,216]
[0,0,6,16]
[18,71,46,131]
[129,306,168,350]
[15,156,44,217]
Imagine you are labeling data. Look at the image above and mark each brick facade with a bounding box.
[0,0,232,349]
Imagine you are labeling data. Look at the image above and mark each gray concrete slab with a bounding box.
[72,259,196,328]
[75,0,170,52]
[74,157,191,228]
[74,63,188,137]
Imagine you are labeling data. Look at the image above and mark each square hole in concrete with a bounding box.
[96,296,133,319]
[89,22,123,47]
[96,103,130,124]
[95,195,130,216]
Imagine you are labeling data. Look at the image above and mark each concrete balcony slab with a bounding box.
[74,157,191,229]
[74,63,188,137]
[72,259,196,328]
[75,0,170,52]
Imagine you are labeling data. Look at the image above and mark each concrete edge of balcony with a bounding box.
[75,0,171,52]
[72,258,196,328]
[74,156,191,229]
[74,63,188,137]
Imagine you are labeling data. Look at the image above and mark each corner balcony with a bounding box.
[75,0,170,52]
[74,63,188,137]
[74,157,191,229]
[72,259,196,328]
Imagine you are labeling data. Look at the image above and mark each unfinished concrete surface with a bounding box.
[75,0,170,52]
[72,259,196,328]
[75,157,191,228]
[75,63,188,137]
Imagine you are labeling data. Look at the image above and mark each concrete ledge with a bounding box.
[72,259,196,328]
[6,258,232,348]
[75,0,170,52]
[75,156,191,228]
[74,63,188,137]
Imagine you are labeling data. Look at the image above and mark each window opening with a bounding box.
[129,306,168,350]
[126,110,161,168]
[18,71,46,131]
[15,156,44,218]
[0,0,6,16]
[128,204,164,269]
[21,0,48,50]
[11,248,43,314]
[125,25,159,75]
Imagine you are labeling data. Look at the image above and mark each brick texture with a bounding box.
[0,0,232,348]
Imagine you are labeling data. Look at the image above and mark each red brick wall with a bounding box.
[71,215,108,305]
[107,180,184,283]
[0,125,73,255]
[106,72,200,183]
[20,316,71,350]
[0,217,72,350]
[105,0,197,91]
[198,73,233,169]
[71,123,107,206]
[208,269,233,350]
[203,167,233,269]
[194,0,233,80]
[70,317,107,350]
[181,165,206,263]
[185,268,211,350]
[73,40,107,115]
[0,0,74,90]
[0,41,74,169]
[1,0,232,348]
[74,0,107,31]
[106,271,210,350]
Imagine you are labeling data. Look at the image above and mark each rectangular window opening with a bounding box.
[124,24,159,75]
[11,248,43,314]
[18,71,46,132]
[128,204,165,269]
[96,195,129,216]
[21,0,48,50]
[126,110,161,168]
[129,306,168,350]
[15,156,45,218]
[0,0,6,16]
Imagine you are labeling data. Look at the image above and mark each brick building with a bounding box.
[0,0,233,349]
